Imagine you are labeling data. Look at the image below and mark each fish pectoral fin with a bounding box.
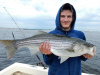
[66,49,74,52]
[28,48,38,56]
[60,56,69,64]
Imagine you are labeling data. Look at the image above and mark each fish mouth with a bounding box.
[91,46,96,56]
[93,46,96,56]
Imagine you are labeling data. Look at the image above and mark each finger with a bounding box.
[87,54,90,58]
[45,42,48,54]
[39,43,43,50]
[88,54,92,58]
[48,43,52,55]
[83,54,88,58]
[43,42,50,55]
[83,54,86,57]
[48,43,51,53]
[43,41,46,50]
[86,54,90,58]
[43,42,48,55]
[40,42,47,54]
[88,55,92,59]
[85,54,92,59]
[47,42,51,54]
[83,55,85,57]
[39,43,43,53]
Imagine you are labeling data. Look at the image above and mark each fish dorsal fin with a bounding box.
[33,30,48,36]
[38,30,48,34]
[53,34,71,38]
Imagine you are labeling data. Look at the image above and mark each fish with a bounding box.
[0,31,96,63]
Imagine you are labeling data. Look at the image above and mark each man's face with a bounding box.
[60,10,73,31]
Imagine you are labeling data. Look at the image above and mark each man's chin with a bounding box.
[62,27,69,29]
[61,26,71,31]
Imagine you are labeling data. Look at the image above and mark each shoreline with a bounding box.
[0,28,100,32]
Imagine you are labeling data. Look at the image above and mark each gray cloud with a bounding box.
[0,0,100,31]
[0,13,56,29]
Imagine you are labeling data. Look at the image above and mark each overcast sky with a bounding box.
[0,0,100,31]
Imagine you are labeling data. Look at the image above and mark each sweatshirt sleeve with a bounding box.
[43,54,54,66]
[80,31,87,61]
[80,55,87,61]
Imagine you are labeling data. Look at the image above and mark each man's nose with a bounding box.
[64,17,68,21]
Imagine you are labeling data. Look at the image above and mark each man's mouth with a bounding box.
[63,22,68,25]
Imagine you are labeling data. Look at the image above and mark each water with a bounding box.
[82,31,100,75]
[0,28,100,75]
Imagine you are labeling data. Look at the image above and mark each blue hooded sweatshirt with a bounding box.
[43,3,87,75]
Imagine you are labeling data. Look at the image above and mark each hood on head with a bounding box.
[55,3,76,32]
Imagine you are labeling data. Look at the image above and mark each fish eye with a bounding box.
[82,43,90,47]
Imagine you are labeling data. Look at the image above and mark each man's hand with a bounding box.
[83,54,92,59]
[39,41,52,55]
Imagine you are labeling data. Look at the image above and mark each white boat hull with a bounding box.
[0,63,95,75]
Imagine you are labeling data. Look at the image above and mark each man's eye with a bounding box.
[61,15,65,17]
[68,16,72,18]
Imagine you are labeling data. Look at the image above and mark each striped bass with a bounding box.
[0,31,96,63]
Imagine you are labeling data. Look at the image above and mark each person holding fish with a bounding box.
[0,2,96,75]
[39,3,94,75]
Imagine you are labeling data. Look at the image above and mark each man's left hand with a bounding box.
[83,54,92,59]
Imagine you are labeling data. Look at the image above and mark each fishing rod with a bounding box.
[4,7,46,69]
[35,53,47,69]
[3,7,26,38]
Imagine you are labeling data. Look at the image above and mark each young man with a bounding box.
[39,3,92,75]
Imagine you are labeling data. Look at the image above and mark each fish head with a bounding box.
[73,42,96,56]
[81,42,96,56]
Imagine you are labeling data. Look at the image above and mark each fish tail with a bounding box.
[0,40,17,59]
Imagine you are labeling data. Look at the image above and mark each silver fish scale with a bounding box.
[50,41,73,50]
[15,39,43,47]
[14,33,75,50]
[35,34,74,50]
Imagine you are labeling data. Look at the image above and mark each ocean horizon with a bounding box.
[0,27,100,32]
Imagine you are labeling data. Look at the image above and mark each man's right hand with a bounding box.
[39,41,52,55]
